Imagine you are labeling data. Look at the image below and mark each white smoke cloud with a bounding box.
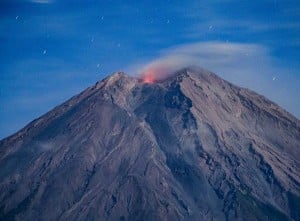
[133,42,269,78]
[29,0,54,3]
[126,41,300,118]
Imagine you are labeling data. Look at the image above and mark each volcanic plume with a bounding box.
[139,57,186,83]
[141,69,156,83]
[0,67,299,221]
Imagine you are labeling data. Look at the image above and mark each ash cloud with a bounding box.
[126,41,300,118]
[135,41,268,81]
[138,55,196,81]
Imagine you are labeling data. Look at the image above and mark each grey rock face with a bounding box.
[0,68,299,221]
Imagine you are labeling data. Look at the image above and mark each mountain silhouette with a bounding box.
[0,67,299,221]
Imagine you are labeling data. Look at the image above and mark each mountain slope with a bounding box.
[0,67,299,221]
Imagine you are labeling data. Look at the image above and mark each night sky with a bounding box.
[1,0,300,139]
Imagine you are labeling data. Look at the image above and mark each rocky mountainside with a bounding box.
[0,67,300,221]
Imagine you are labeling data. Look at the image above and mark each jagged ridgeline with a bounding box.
[0,67,300,221]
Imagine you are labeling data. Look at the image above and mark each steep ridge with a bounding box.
[0,67,299,221]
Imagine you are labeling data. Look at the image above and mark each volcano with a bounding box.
[0,67,299,221]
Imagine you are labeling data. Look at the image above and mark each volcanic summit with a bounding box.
[0,67,299,221]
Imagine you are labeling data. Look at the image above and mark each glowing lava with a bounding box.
[140,65,171,83]
[142,71,156,83]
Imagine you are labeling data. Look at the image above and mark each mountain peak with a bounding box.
[0,67,299,221]
[138,66,186,84]
[104,71,134,85]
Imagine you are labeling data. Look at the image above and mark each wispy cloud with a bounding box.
[126,41,300,118]
[128,41,269,77]
[29,0,54,3]
[174,1,300,44]
[187,19,300,37]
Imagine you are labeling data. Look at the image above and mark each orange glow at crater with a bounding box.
[140,66,169,83]
[142,71,156,83]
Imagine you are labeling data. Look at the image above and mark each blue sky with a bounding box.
[0,0,300,139]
